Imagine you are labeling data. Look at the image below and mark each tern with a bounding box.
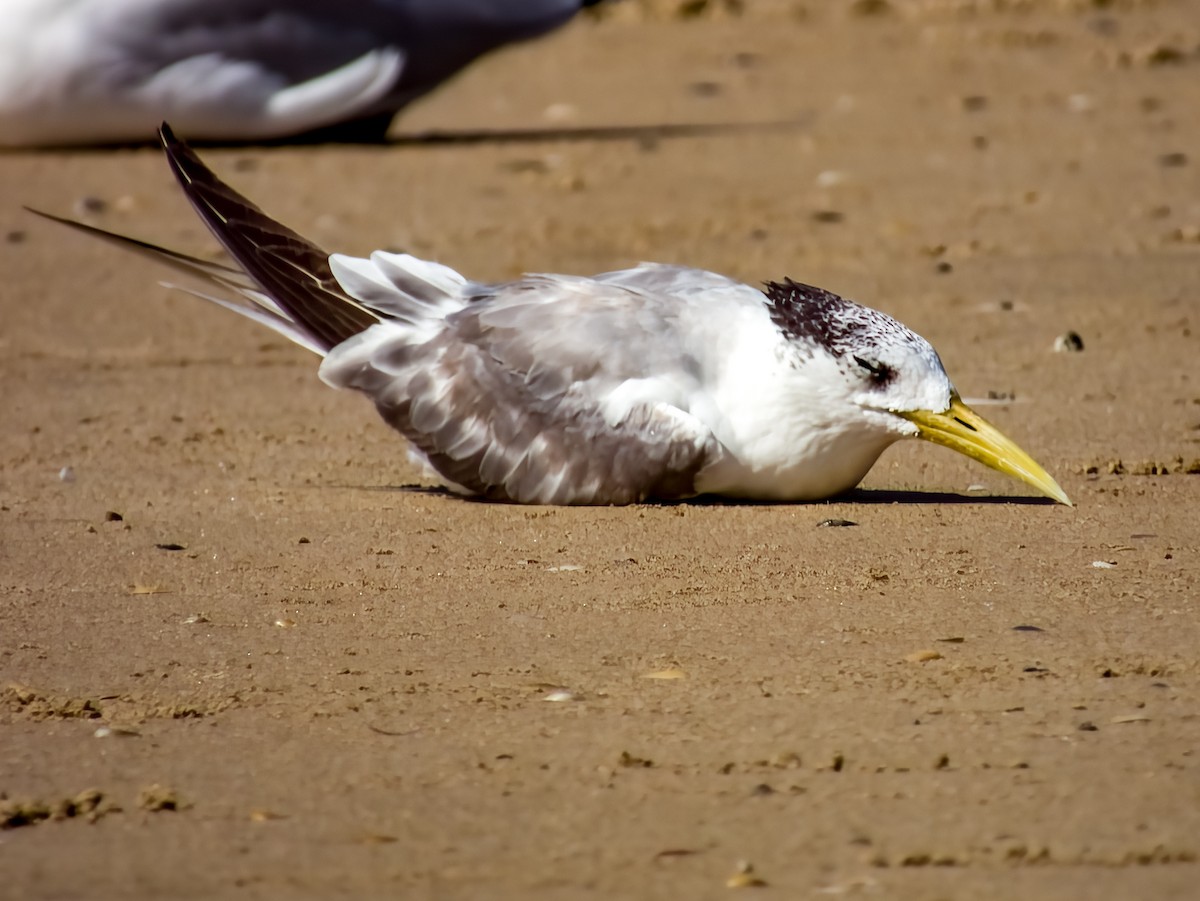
[0,0,602,146]
[32,124,1071,506]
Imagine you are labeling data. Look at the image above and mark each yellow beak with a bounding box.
[898,393,1071,505]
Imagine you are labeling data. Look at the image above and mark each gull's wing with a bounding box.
[322,267,734,504]
[111,0,405,141]
[0,0,403,144]
[0,0,591,145]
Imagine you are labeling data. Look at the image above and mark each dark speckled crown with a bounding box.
[762,278,915,359]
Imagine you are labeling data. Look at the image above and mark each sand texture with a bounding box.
[2,2,1199,898]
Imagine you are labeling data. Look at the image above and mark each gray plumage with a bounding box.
[0,0,599,145]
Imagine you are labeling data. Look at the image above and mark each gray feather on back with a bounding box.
[326,271,728,503]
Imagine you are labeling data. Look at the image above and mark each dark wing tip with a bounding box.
[24,204,64,223]
[152,122,378,351]
[158,121,211,196]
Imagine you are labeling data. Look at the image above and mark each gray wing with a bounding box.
[322,269,740,504]
[17,0,401,141]
[13,0,590,142]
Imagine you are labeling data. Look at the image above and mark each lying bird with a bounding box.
[31,124,1070,506]
[0,0,601,146]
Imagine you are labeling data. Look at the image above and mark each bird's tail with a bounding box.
[29,122,381,355]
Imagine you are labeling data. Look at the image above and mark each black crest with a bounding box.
[762,278,910,357]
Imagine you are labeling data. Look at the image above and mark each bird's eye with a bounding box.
[853,355,891,383]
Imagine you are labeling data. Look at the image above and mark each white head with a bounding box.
[764,279,1070,504]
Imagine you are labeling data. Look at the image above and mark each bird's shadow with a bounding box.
[344,484,1060,507]
[381,117,812,148]
[22,116,811,153]
[800,488,1057,507]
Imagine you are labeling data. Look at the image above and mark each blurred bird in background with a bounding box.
[0,0,603,146]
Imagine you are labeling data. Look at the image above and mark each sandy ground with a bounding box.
[2,2,1199,898]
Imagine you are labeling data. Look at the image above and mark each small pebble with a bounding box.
[137,784,182,812]
[1091,560,1117,569]
[94,725,139,739]
[726,860,768,889]
[687,81,722,97]
[58,466,76,483]
[1054,331,1085,352]
[816,518,857,528]
[73,196,108,216]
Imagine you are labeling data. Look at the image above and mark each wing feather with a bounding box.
[321,275,729,503]
[157,123,378,350]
